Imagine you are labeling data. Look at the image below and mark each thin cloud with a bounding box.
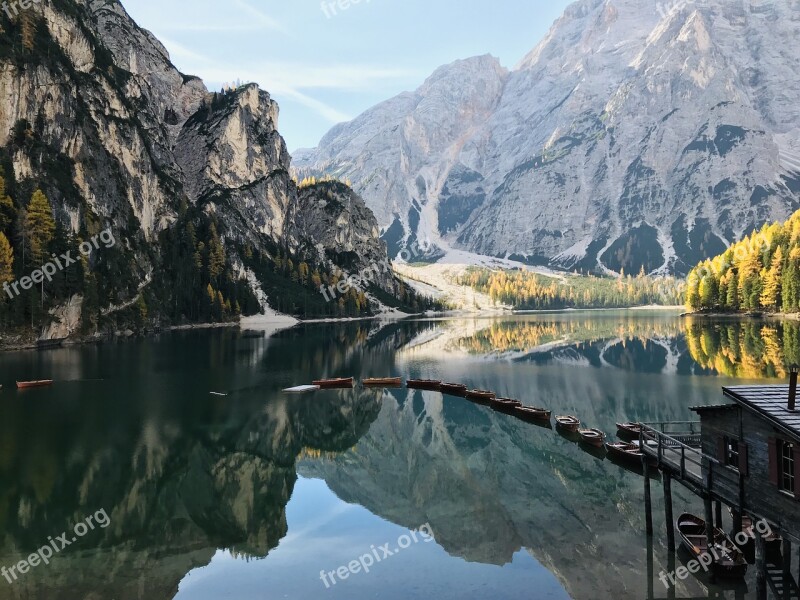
[159,37,211,63]
[273,87,353,123]
[232,0,288,34]
[156,40,415,124]
[156,0,286,34]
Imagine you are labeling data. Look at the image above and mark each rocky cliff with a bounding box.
[295,0,800,275]
[0,0,411,334]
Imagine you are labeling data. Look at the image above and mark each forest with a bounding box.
[0,166,437,340]
[459,268,685,310]
[685,209,800,313]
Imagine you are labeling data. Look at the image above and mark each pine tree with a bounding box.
[0,232,13,288]
[726,269,739,310]
[699,276,718,308]
[207,224,225,282]
[136,295,148,323]
[214,290,224,319]
[25,190,55,265]
[686,271,701,309]
[760,245,783,310]
[783,250,800,313]
[0,173,15,235]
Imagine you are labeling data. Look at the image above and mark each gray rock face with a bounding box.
[289,181,393,288]
[296,0,800,275]
[0,0,396,317]
[175,85,294,244]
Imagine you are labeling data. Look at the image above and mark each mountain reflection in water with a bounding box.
[0,313,786,599]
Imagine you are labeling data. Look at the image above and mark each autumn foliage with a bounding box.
[686,210,800,313]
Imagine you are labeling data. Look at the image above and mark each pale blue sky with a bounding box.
[121,0,574,151]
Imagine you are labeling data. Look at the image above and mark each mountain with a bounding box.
[0,0,420,340]
[294,0,800,276]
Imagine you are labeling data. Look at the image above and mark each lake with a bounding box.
[0,311,795,599]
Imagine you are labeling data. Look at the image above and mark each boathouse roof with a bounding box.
[689,404,737,413]
[711,385,800,440]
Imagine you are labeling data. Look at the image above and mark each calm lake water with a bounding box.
[0,311,796,599]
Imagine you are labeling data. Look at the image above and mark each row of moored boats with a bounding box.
[307,377,650,465]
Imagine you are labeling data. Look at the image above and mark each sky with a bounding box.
[121,0,574,152]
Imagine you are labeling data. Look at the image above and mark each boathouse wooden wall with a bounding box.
[697,407,800,543]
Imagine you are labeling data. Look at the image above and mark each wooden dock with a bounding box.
[639,421,800,600]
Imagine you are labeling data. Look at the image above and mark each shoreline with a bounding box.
[681,311,800,320]
[6,306,795,353]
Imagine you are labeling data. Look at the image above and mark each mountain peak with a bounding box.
[298,0,800,275]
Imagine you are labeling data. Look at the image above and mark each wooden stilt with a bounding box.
[667,552,676,600]
[755,530,767,600]
[783,537,792,580]
[663,471,675,551]
[647,531,655,600]
[714,500,722,529]
[704,494,715,583]
[732,507,743,539]
[644,461,654,536]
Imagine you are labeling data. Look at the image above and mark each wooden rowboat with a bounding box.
[555,415,580,432]
[312,377,354,389]
[465,389,496,404]
[514,406,552,423]
[363,377,403,387]
[579,428,606,448]
[16,380,53,389]
[406,379,442,391]
[440,383,468,397]
[491,397,523,414]
[606,441,643,464]
[677,513,748,579]
[616,422,643,438]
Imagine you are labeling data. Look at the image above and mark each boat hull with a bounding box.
[616,422,643,439]
[606,442,643,464]
[312,378,354,389]
[491,398,522,414]
[555,417,580,432]
[363,378,402,387]
[465,390,496,404]
[16,380,53,389]
[579,429,606,448]
[407,380,442,391]
[440,384,468,397]
[514,407,551,423]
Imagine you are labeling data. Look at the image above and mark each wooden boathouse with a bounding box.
[639,371,800,599]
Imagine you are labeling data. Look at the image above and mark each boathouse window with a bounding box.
[726,438,740,468]
[781,441,796,494]
[718,436,747,474]
[770,438,799,497]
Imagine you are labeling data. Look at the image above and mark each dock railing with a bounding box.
[639,422,706,484]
